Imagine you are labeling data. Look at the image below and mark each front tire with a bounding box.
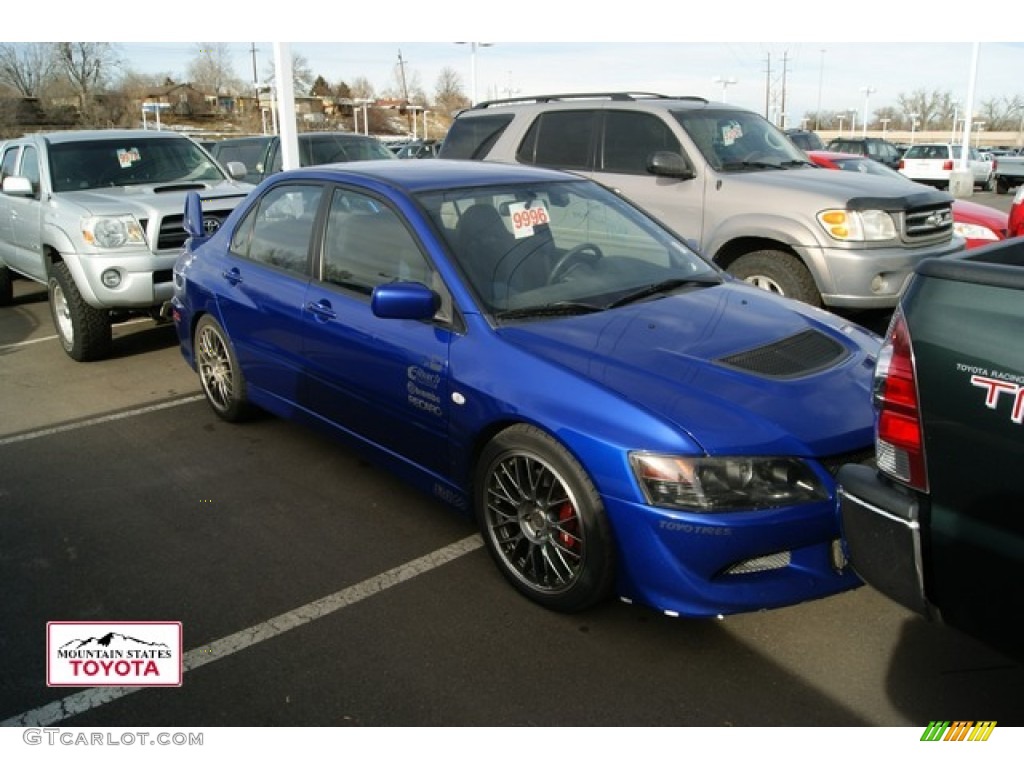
[48,261,112,361]
[476,424,614,612]
[194,314,253,422]
[728,250,821,307]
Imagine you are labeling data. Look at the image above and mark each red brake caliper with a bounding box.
[557,502,579,551]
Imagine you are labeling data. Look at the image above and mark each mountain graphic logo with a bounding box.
[59,632,171,652]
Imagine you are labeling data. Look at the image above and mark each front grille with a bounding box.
[717,329,850,379]
[152,210,234,251]
[903,203,954,240]
[723,551,792,575]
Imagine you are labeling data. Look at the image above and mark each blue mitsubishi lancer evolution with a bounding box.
[169,159,879,618]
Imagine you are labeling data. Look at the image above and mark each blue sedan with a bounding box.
[170,159,878,617]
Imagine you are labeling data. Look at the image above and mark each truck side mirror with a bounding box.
[648,151,695,180]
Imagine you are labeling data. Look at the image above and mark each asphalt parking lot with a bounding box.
[2,189,1023,729]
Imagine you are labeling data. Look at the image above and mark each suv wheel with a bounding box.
[728,250,821,307]
[0,266,13,306]
[48,261,112,361]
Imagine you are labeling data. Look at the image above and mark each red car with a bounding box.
[808,150,1008,249]
[1009,185,1024,237]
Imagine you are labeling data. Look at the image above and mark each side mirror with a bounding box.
[183,191,205,239]
[648,151,695,180]
[2,176,34,197]
[371,282,440,320]
[225,161,248,181]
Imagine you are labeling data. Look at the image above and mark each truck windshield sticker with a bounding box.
[720,121,743,146]
[507,202,551,239]
[117,148,141,168]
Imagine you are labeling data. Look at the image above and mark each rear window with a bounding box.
[438,113,515,160]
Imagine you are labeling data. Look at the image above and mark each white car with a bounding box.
[898,143,994,190]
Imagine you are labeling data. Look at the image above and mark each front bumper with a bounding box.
[63,249,178,309]
[811,237,965,309]
[604,492,861,618]
[837,463,932,617]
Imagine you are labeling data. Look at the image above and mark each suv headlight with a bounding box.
[82,215,147,249]
[817,209,896,242]
[629,452,828,512]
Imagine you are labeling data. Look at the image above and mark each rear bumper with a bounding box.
[837,463,933,617]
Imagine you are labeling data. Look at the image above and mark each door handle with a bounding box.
[306,299,336,321]
[221,268,243,285]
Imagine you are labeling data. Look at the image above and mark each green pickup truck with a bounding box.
[838,241,1024,659]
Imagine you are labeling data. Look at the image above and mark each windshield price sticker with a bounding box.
[117,147,141,168]
[508,202,550,239]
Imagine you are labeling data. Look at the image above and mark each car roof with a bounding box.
[33,129,192,144]
[273,158,584,193]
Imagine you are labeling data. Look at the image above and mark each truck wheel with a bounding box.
[996,177,1011,195]
[48,261,112,361]
[727,250,821,308]
[0,267,13,306]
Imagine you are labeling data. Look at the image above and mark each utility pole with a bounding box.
[779,50,788,128]
[397,49,412,133]
[250,43,259,120]
[764,52,771,120]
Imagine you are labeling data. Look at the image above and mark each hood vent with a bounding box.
[716,329,849,379]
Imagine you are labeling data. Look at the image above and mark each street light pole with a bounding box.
[909,113,919,144]
[815,48,825,130]
[713,76,737,102]
[456,42,493,105]
[860,86,876,137]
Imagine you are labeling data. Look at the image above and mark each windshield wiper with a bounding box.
[494,301,604,320]
[720,160,784,171]
[607,276,719,308]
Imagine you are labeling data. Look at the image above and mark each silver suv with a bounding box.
[439,92,964,309]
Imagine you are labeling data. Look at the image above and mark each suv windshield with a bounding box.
[48,137,226,192]
[672,109,808,171]
[418,179,719,316]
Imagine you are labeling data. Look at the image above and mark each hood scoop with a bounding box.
[716,329,850,379]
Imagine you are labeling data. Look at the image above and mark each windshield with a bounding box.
[828,155,909,182]
[418,179,720,317]
[48,137,227,192]
[672,109,809,171]
[305,135,395,164]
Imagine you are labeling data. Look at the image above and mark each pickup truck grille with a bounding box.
[140,208,237,252]
[902,203,954,240]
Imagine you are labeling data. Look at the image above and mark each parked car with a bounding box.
[208,135,273,185]
[825,137,904,169]
[1009,185,1024,237]
[783,128,824,151]
[839,240,1024,661]
[439,92,962,310]
[238,132,396,184]
[808,150,1007,249]
[395,139,440,159]
[169,159,879,617]
[898,143,994,190]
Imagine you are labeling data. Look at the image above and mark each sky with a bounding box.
[6,5,1023,126]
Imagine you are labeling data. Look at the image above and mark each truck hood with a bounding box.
[726,165,952,211]
[54,180,252,215]
[497,281,879,457]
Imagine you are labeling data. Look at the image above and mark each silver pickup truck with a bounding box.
[0,129,253,360]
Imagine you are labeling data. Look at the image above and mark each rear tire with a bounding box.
[0,267,13,306]
[48,261,112,361]
[727,250,821,308]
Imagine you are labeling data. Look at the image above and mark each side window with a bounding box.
[516,111,596,170]
[0,146,19,184]
[231,183,322,274]
[601,111,681,174]
[439,113,514,159]
[20,145,40,196]
[322,189,430,295]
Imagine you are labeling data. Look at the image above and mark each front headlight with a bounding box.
[952,222,1000,242]
[629,452,828,512]
[82,216,147,249]
[817,209,896,242]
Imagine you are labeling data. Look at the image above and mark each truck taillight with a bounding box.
[943,160,954,171]
[873,310,928,492]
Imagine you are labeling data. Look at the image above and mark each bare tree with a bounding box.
[0,42,57,98]
[262,52,313,96]
[54,42,119,116]
[896,89,955,130]
[188,43,239,97]
[434,67,468,116]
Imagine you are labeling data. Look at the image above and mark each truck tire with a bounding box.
[996,176,1011,195]
[0,267,12,306]
[727,250,822,308]
[48,261,112,361]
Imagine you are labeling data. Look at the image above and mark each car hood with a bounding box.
[57,180,252,215]
[729,165,952,210]
[952,198,1008,228]
[497,282,879,457]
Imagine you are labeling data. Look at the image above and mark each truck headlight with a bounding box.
[817,209,896,242]
[629,452,828,512]
[82,216,147,249]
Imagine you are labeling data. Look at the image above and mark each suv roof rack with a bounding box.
[471,92,709,109]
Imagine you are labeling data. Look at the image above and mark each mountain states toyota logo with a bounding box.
[47,621,183,687]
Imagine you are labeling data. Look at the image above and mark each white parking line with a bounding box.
[0,396,206,446]
[1,534,484,727]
